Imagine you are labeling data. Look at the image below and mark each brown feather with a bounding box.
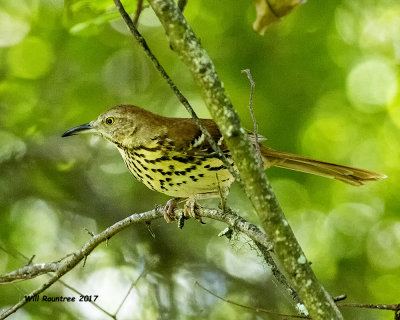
[93,105,386,186]
[166,118,227,152]
[260,146,386,186]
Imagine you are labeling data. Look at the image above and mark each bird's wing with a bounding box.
[166,118,228,156]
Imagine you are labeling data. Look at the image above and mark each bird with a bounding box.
[62,105,386,222]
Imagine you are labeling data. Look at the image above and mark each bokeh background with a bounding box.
[0,0,399,319]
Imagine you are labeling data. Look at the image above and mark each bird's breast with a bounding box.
[117,144,235,197]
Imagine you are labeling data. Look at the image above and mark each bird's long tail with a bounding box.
[260,146,386,186]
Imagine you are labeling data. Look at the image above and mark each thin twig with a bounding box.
[195,281,309,319]
[133,0,144,27]
[198,207,272,251]
[2,206,397,319]
[0,249,113,319]
[0,207,272,319]
[112,0,239,182]
[59,280,116,319]
[241,69,262,164]
[0,262,59,284]
[114,268,146,316]
[0,209,161,320]
[337,303,400,312]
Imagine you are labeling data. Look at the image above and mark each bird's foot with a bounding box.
[163,196,204,224]
[163,197,182,223]
[183,197,205,224]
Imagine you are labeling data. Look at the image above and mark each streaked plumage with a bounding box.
[62,105,386,213]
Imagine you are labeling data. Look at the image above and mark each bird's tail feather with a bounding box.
[260,146,386,186]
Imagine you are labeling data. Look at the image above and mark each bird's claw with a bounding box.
[163,197,204,224]
[163,198,181,223]
[183,198,205,224]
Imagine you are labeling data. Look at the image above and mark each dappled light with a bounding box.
[0,0,397,319]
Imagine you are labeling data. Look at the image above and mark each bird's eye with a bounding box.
[105,117,114,125]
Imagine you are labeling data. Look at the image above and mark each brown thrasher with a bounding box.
[62,105,386,222]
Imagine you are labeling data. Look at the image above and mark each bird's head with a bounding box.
[62,105,166,148]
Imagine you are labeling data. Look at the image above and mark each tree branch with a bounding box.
[0,207,274,319]
[0,209,160,319]
[143,1,342,318]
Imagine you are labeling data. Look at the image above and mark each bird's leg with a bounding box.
[163,197,183,223]
[215,173,230,213]
[183,196,204,223]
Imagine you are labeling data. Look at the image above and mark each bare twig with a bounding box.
[114,269,146,316]
[198,207,272,250]
[0,209,161,319]
[0,247,133,320]
[0,263,59,284]
[59,280,116,319]
[0,207,272,319]
[112,0,239,182]
[195,281,309,319]
[337,302,400,312]
[133,0,144,27]
[241,69,262,164]
[2,206,397,319]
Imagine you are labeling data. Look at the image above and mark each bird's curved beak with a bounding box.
[62,123,94,137]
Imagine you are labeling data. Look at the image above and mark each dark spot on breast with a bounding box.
[134,152,145,158]
[166,178,172,182]
[204,164,210,169]
[189,175,198,182]
[208,165,225,171]
[155,156,170,162]
[133,145,161,152]
[185,165,196,173]
[130,160,142,173]
[198,173,204,177]
[145,174,154,181]
[169,165,175,170]
[172,155,188,163]
[168,183,174,186]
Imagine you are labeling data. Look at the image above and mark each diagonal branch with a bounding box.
[141,1,342,319]
[0,207,273,319]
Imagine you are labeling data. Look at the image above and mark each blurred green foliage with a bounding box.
[0,0,399,319]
